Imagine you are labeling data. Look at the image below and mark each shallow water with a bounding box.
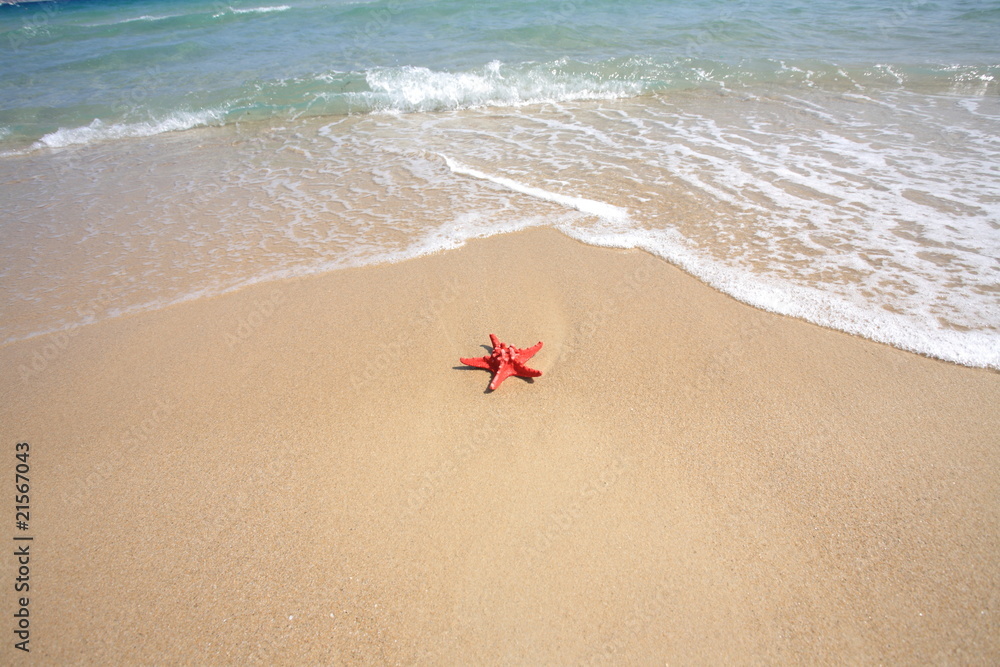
[2,0,998,367]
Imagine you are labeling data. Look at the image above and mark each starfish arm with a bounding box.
[512,361,542,378]
[515,341,543,363]
[489,363,517,390]
[460,356,493,370]
[489,333,501,351]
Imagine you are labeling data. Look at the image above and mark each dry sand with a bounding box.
[2,227,998,663]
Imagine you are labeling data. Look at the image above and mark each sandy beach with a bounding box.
[2,227,998,663]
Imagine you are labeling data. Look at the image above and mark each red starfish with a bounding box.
[460,334,543,391]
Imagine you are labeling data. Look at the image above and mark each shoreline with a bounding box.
[7,222,999,374]
[3,91,998,373]
[2,227,998,662]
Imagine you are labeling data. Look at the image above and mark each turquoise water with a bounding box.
[1,0,999,368]
[2,0,998,148]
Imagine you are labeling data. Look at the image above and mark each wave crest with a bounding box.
[33,110,224,149]
[357,60,649,113]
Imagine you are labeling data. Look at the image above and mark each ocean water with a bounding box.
[1,0,998,368]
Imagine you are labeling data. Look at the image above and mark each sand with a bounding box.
[2,227,998,663]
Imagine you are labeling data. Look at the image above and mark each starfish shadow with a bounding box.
[452,345,492,371]
[453,363,491,392]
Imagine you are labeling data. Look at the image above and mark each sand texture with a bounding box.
[2,228,998,663]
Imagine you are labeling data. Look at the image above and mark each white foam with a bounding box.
[91,15,174,26]
[441,155,631,224]
[360,61,646,114]
[83,11,212,27]
[6,86,998,370]
[33,110,224,149]
[216,5,290,18]
[565,225,1000,370]
[425,91,1000,370]
[229,5,291,15]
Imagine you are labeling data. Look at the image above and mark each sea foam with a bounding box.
[360,60,648,113]
[441,155,631,224]
[224,5,291,16]
[33,110,224,149]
